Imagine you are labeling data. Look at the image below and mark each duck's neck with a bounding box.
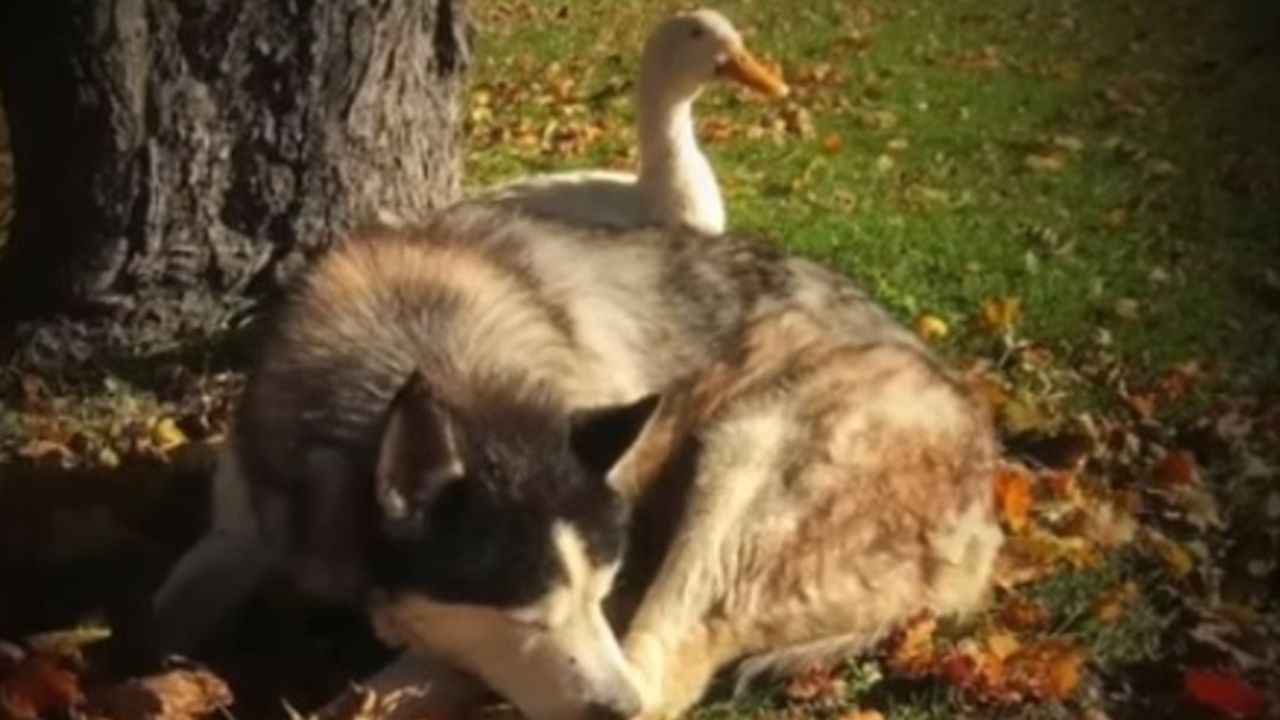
[636,80,708,188]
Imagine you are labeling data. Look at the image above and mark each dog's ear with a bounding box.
[377,371,466,521]
[569,394,662,476]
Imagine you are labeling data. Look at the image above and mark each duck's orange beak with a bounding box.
[716,48,789,99]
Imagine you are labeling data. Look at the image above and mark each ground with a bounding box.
[1,0,1278,718]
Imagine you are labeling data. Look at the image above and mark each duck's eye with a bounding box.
[689,26,705,39]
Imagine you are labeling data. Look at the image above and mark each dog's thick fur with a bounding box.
[151,203,996,720]
[604,308,1001,718]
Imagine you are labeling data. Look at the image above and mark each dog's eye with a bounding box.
[690,26,704,39]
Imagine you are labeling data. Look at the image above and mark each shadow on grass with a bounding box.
[0,447,391,718]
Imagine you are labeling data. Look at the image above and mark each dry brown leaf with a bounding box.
[782,105,815,139]
[1024,151,1069,173]
[998,596,1050,632]
[1155,450,1199,487]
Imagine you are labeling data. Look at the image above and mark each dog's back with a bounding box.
[612,309,1002,718]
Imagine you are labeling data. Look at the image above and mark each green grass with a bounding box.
[465,0,1280,385]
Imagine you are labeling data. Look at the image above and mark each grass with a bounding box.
[465,0,1280,383]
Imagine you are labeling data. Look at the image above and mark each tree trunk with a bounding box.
[0,0,469,367]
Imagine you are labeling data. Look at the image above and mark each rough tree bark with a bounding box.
[0,0,468,366]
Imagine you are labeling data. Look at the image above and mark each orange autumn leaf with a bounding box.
[1155,450,1199,486]
[1094,581,1139,623]
[1183,669,1266,719]
[1004,638,1085,701]
[998,596,1050,632]
[0,653,83,720]
[994,464,1035,532]
[884,613,939,676]
[1123,391,1158,421]
[821,133,845,154]
[980,296,1021,334]
[784,664,845,703]
[1039,649,1083,700]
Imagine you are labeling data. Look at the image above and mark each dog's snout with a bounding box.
[583,695,642,720]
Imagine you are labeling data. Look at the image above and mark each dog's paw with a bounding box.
[622,631,666,715]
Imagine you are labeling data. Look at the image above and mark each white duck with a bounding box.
[480,9,788,235]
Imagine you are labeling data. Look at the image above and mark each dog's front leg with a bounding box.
[622,613,721,719]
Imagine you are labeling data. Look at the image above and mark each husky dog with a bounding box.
[151,203,928,720]
[601,308,1002,719]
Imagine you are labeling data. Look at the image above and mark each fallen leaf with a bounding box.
[150,417,188,453]
[0,653,83,720]
[1145,158,1179,178]
[997,596,1050,632]
[951,45,1005,73]
[16,439,73,466]
[782,105,815,139]
[985,631,1021,660]
[1001,393,1053,435]
[25,623,111,662]
[1094,581,1139,623]
[1155,450,1199,487]
[884,612,938,674]
[913,314,950,341]
[97,446,121,469]
[821,134,844,154]
[994,464,1035,533]
[785,664,845,703]
[980,296,1021,334]
[1078,500,1138,548]
[1183,669,1266,718]
[1112,297,1141,320]
[837,711,885,720]
[1122,390,1158,421]
[854,108,898,131]
[1102,206,1130,228]
[1145,531,1195,578]
[91,669,233,720]
[1034,642,1084,700]
[1024,151,1069,173]
[1155,362,1202,401]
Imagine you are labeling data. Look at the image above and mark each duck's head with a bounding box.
[640,9,789,103]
